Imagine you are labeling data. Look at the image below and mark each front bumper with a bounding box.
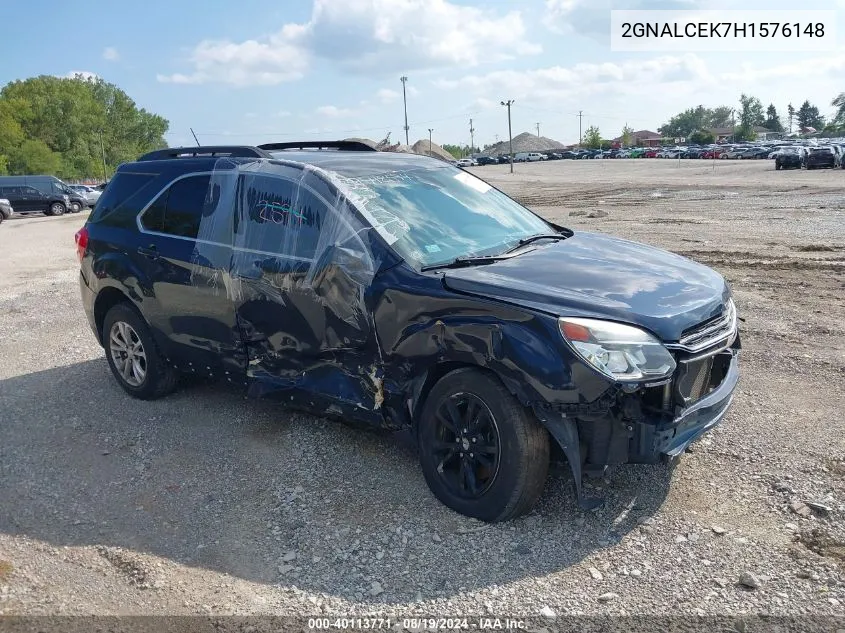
[650,349,738,459]
[574,347,740,467]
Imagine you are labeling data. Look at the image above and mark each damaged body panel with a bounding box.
[78,143,740,522]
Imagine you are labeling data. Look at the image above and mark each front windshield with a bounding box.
[339,166,551,268]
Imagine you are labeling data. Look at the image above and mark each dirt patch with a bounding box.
[795,529,845,562]
[96,546,153,589]
[0,559,13,581]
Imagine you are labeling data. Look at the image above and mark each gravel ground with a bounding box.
[0,160,843,623]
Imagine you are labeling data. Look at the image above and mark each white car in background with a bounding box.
[456,158,477,167]
[69,184,102,206]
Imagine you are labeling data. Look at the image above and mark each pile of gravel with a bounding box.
[411,139,454,161]
[486,132,566,156]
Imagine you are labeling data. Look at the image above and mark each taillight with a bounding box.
[75,225,89,263]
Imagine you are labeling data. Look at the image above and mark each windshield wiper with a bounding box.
[420,255,506,272]
[503,233,569,254]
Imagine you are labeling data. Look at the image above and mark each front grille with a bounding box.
[674,299,736,353]
[675,356,713,405]
[674,351,732,407]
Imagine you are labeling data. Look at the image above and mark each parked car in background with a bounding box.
[701,149,723,159]
[775,149,802,170]
[69,184,102,205]
[75,140,740,522]
[803,146,836,169]
[0,175,87,212]
[475,156,497,166]
[0,198,13,224]
[0,185,70,216]
[456,158,475,167]
[513,152,530,162]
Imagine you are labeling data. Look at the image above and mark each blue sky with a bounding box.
[1,0,844,148]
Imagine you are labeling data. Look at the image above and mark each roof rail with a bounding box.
[257,140,378,152]
[137,146,271,161]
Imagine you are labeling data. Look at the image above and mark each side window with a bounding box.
[25,187,41,196]
[139,174,218,240]
[52,182,65,195]
[140,189,167,232]
[162,175,212,239]
[237,174,325,260]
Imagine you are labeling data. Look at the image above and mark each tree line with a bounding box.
[0,74,169,180]
[657,93,844,142]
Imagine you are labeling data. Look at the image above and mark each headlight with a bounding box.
[559,317,676,382]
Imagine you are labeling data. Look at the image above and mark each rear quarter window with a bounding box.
[91,172,158,227]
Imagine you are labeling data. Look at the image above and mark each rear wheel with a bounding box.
[417,368,550,522]
[103,303,178,400]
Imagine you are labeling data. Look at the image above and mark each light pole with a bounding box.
[400,76,409,146]
[428,128,434,156]
[501,100,515,173]
[469,118,475,155]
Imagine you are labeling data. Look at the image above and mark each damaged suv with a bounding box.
[76,141,740,522]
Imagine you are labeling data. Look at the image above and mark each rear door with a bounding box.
[135,172,244,377]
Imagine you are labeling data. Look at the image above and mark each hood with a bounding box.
[442,231,730,342]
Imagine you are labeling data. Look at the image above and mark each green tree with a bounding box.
[620,124,634,147]
[707,106,733,128]
[583,125,602,149]
[739,94,766,133]
[763,104,783,133]
[831,93,845,126]
[688,130,715,144]
[7,139,62,174]
[0,74,168,178]
[796,100,824,131]
[787,103,795,133]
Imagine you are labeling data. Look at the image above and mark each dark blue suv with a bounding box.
[75,141,740,522]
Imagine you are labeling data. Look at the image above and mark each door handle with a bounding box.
[137,245,159,260]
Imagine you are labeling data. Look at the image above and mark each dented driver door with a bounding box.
[228,164,385,424]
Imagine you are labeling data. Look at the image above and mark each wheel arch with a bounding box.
[94,286,141,344]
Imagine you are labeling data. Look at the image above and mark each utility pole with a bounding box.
[469,118,475,155]
[501,100,515,173]
[400,76,410,146]
[190,127,200,146]
[536,122,540,137]
[98,130,108,182]
[730,108,736,143]
[577,111,584,147]
[428,128,434,157]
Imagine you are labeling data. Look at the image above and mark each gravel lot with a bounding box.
[0,160,843,622]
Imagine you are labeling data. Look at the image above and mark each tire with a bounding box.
[46,202,65,216]
[70,201,82,213]
[775,163,781,170]
[103,303,178,400]
[417,368,550,522]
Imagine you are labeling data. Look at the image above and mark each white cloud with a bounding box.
[157,0,537,86]
[276,110,292,117]
[65,71,100,81]
[157,24,309,86]
[102,47,120,61]
[316,105,356,118]
[437,54,714,102]
[544,0,710,35]
[377,88,400,103]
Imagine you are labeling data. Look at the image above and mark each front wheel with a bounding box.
[103,303,178,400]
[417,368,550,522]
[46,202,66,216]
[70,201,82,213]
